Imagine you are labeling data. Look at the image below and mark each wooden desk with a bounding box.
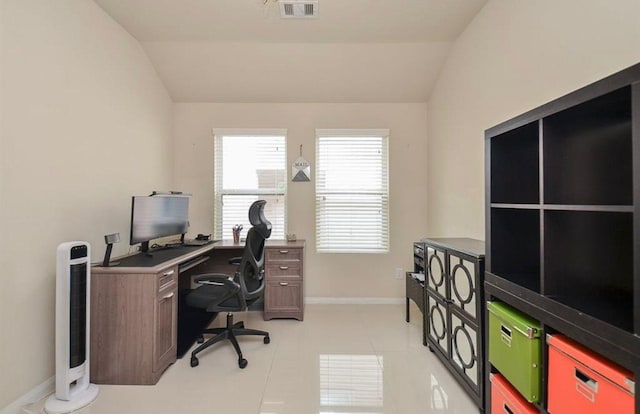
[183,239,306,321]
[183,239,306,320]
[90,244,217,385]
[90,239,305,385]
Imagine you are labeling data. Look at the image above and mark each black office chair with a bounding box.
[186,200,272,369]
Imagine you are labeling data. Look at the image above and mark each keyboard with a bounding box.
[183,239,215,246]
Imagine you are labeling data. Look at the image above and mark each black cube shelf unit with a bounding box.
[485,63,640,413]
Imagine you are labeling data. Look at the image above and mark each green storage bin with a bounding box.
[488,301,541,403]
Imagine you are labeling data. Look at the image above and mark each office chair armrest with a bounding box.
[228,257,241,266]
[193,273,240,292]
[193,273,230,283]
[192,273,245,312]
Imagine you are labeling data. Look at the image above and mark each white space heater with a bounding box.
[45,242,98,414]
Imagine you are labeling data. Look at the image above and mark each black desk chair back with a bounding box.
[186,200,272,368]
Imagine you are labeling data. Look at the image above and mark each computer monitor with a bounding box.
[130,195,189,253]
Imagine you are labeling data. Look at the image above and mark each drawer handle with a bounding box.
[279,250,289,254]
[279,266,289,270]
[503,403,514,414]
[162,270,175,277]
[575,368,598,392]
[500,325,512,347]
[162,292,174,300]
[279,282,289,286]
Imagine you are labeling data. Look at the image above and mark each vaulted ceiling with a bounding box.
[94,0,487,102]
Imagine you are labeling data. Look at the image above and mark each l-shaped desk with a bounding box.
[90,239,305,385]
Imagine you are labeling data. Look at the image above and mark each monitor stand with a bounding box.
[140,241,152,256]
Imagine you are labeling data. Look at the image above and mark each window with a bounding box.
[316,129,389,253]
[213,129,286,240]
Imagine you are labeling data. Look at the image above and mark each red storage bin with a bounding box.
[547,334,635,414]
[490,373,538,414]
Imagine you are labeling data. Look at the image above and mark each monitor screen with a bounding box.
[130,196,189,246]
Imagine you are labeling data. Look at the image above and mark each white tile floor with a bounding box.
[26,304,479,414]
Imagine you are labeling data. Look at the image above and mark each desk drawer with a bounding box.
[266,248,301,262]
[265,280,303,320]
[266,263,301,278]
[157,266,178,293]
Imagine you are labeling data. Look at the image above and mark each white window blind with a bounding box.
[213,130,286,240]
[316,130,389,253]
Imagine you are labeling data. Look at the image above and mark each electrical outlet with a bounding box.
[394,267,403,280]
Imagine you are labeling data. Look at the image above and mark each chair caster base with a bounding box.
[264,336,270,344]
[190,356,199,367]
[239,358,248,369]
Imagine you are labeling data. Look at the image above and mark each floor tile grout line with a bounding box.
[256,327,279,414]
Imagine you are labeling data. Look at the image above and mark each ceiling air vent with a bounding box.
[279,0,318,18]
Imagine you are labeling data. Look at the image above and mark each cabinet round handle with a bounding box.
[279,250,289,254]
[279,282,289,286]
[162,292,174,299]
[279,266,289,270]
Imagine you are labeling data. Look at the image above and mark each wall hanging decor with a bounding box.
[292,144,311,182]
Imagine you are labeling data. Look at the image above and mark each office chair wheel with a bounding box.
[196,335,204,344]
[263,336,270,344]
[190,356,199,367]
[238,358,248,369]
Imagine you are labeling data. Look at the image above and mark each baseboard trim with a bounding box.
[305,297,404,305]
[1,377,54,414]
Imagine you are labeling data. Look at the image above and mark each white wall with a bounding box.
[0,0,173,408]
[173,103,429,299]
[426,0,640,239]
[142,41,452,103]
